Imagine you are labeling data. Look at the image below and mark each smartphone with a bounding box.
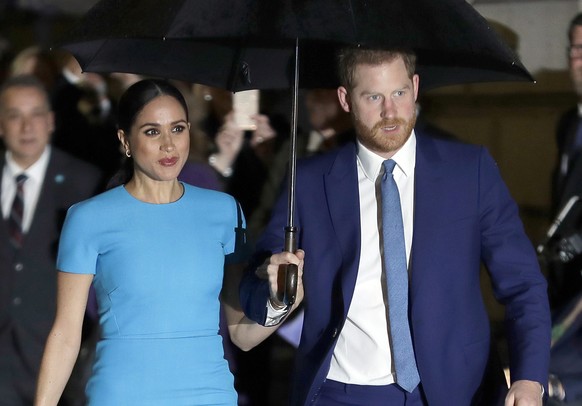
[233,90,260,131]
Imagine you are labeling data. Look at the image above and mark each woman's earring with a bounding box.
[125,149,131,158]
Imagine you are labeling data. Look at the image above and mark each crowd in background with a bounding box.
[0,37,355,405]
[0,8,582,406]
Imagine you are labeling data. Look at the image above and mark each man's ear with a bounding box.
[337,86,351,113]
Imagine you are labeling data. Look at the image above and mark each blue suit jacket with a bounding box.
[241,132,551,405]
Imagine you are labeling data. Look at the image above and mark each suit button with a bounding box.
[14,263,23,272]
[13,297,22,306]
[332,328,338,338]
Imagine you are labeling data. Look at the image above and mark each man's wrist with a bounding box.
[265,297,290,327]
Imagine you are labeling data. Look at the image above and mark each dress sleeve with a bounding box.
[56,202,99,275]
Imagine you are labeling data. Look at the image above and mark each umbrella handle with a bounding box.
[283,264,298,306]
[282,226,298,306]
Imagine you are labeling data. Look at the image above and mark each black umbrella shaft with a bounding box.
[281,39,300,307]
[287,38,299,231]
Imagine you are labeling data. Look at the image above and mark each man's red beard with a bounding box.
[354,115,416,155]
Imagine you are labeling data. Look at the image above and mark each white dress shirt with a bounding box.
[1,147,51,233]
[327,132,416,385]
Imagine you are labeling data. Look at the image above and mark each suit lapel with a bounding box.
[323,143,361,315]
[0,156,10,252]
[25,150,64,248]
[323,138,447,317]
[410,134,446,305]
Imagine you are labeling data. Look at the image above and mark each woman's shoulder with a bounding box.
[68,185,126,214]
[183,183,235,205]
[182,183,240,222]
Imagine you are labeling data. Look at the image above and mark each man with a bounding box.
[547,12,582,311]
[0,75,102,405]
[240,48,550,405]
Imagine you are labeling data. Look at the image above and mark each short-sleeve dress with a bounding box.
[57,184,244,405]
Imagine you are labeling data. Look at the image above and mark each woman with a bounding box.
[34,79,303,405]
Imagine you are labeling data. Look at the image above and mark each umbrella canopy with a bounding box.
[59,0,533,305]
[62,0,533,92]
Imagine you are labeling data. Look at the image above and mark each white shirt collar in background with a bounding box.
[2,146,51,232]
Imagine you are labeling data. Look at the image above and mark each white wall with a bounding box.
[473,0,579,73]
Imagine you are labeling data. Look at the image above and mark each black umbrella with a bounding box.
[63,0,532,91]
[60,0,533,305]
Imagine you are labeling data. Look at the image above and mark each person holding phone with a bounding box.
[199,85,284,218]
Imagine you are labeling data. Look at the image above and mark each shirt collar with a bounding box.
[356,130,416,181]
[5,146,51,184]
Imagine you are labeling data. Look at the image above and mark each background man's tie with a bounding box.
[8,173,27,248]
[381,159,420,392]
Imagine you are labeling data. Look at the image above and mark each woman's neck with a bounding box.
[124,177,183,204]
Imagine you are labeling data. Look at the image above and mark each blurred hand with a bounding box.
[212,111,244,172]
[505,380,543,406]
[250,114,276,148]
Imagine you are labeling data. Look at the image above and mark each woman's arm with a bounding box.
[221,250,304,351]
[35,272,94,406]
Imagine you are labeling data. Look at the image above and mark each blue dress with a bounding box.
[57,184,244,405]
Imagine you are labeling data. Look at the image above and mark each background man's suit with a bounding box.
[241,131,550,405]
[0,147,101,404]
[546,108,582,311]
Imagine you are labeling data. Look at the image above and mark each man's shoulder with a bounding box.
[47,148,103,195]
[416,130,483,159]
[49,147,102,177]
[298,142,356,169]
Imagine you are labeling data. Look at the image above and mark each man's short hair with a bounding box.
[569,12,582,44]
[337,47,416,90]
[0,75,51,110]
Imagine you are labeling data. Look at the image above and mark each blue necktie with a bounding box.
[381,159,420,392]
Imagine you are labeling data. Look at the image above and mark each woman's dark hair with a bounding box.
[107,79,189,188]
[117,79,189,133]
